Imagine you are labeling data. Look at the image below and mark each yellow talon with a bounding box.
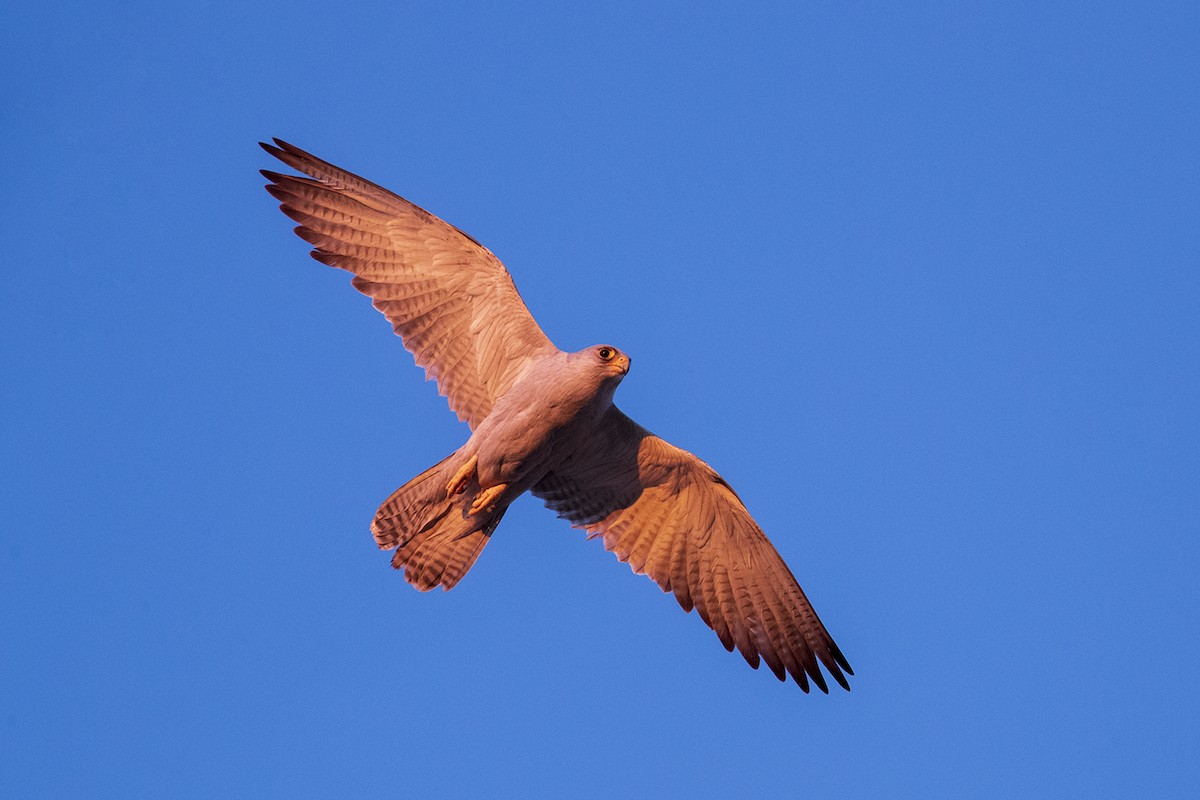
[469,483,508,515]
[446,454,478,497]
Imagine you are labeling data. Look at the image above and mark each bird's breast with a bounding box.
[472,384,611,490]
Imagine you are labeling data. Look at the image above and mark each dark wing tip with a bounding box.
[259,138,323,181]
[260,138,303,156]
[293,225,324,247]
[310,250,341,267]
[832,642,854,675]
[816,638,853,691]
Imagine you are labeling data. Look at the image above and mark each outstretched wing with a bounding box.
[260,139,559,429]
[533,408,853,692]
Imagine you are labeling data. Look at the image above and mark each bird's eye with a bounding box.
[598,347,614,361]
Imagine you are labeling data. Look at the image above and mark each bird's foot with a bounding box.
[446,454,478,497]
[469,483,508,515]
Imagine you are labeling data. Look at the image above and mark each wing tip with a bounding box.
[310,249,340,268]
[259,138,325,181]
[260,137,304,157]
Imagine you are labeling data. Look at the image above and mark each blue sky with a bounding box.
[2,1,1198,797]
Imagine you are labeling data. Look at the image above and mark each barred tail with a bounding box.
[372,454,504,591]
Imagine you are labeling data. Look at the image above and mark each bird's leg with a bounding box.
[446,454,478,497]
[469,482,508,515]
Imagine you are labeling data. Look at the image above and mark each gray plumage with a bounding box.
[261,139,853,691]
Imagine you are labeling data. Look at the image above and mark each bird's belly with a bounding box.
[473,406,597,491]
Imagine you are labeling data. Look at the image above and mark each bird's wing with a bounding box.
[261,139,559,429]
[532,408,852,691]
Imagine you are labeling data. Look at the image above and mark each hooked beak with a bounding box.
[615,355,631,375]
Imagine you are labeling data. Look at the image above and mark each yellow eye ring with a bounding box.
[598,347,614,361]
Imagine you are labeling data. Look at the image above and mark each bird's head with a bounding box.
[589,344,631,381]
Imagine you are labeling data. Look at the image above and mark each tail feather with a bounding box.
[394,516,501,591]
[372,453,505,592]
[372,457,453,551]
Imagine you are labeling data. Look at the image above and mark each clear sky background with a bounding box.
[3,2,1198,797]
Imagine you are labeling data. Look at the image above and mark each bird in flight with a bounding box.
[260,139,852,692]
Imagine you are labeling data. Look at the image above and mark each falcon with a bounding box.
[260,139,853,691]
